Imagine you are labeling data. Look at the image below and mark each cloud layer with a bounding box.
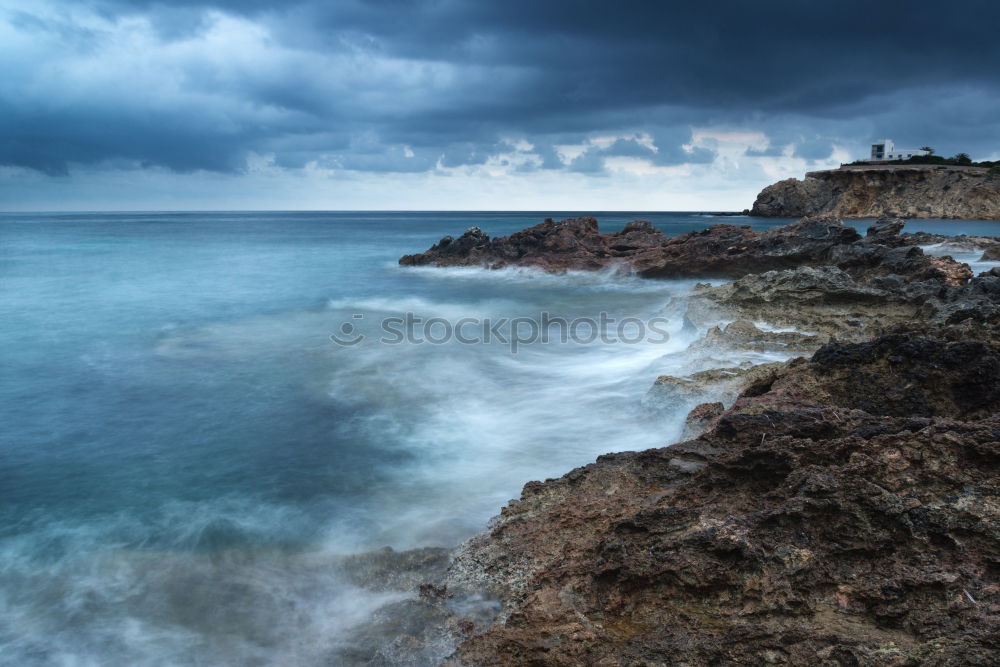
[2,0,999,209]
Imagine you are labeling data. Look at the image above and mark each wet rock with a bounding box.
[400,217,666,272]
[446,334,1000,665]
[682,266,914,340]
[401,214,976,288]
[335,546,451,593]
[865,217,907,244]
[643,361,787,413]
[692,319,823,353]
[400,226,491,266]
[323,546,503,665]
[681,401,725,439]
[629,215,863,279]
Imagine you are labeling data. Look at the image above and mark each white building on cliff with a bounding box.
[869,139,929,162]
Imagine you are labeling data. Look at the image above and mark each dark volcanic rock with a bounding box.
[808,335,1000,419]
[728,334,1000,421]
[400,215,865,279]
[400,217,668,273]
[632,216,862,279]
[865,217,907,245]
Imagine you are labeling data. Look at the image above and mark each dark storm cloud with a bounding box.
[2,0,999,177]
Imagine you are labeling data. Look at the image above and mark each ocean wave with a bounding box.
[390,262,695,293]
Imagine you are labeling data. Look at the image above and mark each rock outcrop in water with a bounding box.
[382,216,1000,665]
[400,215,972,283]
[750,165,1000,219]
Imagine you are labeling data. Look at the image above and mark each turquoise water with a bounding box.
[1,212,997,664]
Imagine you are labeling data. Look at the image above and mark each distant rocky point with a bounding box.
[751,164,1000,219]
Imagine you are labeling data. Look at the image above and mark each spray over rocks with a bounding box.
[376,215,1000,665]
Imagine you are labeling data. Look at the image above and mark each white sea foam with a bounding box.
[393,263,693,293]
[920,242,999,275]
[3,274,799,665]
[0,500,409,666]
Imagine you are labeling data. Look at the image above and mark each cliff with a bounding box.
[751,165,1000,219]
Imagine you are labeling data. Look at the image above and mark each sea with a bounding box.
[2,212,998,665]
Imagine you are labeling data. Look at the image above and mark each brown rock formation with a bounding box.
[401,215,972,284]
[445,334,1000,665]
[751,165,1000,219]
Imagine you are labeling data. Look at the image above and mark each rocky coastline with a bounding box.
[350,217,999,665]
[750,165,1000,220]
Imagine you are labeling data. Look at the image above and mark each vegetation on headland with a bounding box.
[844,150,999,170]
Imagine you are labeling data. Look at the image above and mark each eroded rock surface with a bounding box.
[751,165,1000,219]
[401,215,975,289]
[445,335,1000,665]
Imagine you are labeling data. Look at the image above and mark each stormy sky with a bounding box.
[2,0,999,210]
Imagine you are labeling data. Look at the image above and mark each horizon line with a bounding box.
[0,208,750,215]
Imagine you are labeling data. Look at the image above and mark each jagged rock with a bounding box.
[411,226,491,264]
[691,319,823,353]
[730,334,1000,420]
[681,401,725,439]
[643,361,787,413]
[444,335,1000,666]
[682,259,998,345]
[751,165,1000,219]
[982,246,1000,261]
[885,230,1000,260]
[865,217,907,244]
[400,217,667,272]
[682,266,914,339]
[401,215,973,287]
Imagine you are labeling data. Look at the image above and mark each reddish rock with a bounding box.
[400,217,668,273]
[400,215,973,285]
